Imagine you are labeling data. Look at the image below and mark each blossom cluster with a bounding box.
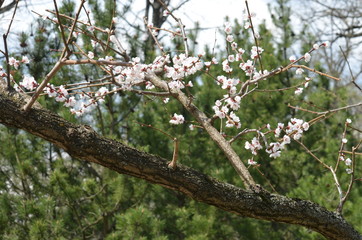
[294,77,312,95]
[164,54,203,90]
[245,137,263,155]
[8,56,30,69]
[338,118,353,174]
[169,113,185,125]
[339,155,353,174]
[245,118,310,159]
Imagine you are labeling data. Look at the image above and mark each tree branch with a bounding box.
[0,0,18,14]
[0,83,361,240]
[146,72,256,189]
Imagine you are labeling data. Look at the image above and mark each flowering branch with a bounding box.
[335,121,349,172]
[291,65,340,81]
[146,72,257,189]
[245,0,263,71]
[338,141,361,213]
[2,0,19,88]
[23,56,68,111]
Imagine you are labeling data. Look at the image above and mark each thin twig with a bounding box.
[109,35,129,61]
[53,0,70,56]
[294,139,330,169]
[72,41,112,75]
[2,0,19,89]
[128,89,173,97]
[334,122,348,172]
[157,0,189,56]
[330,167,343,208]
[256,82,305,92]
[105,0,117,52]
[245,0,263,71]
[2,35,10,89]
[144,17,165,54]
[62,59,132,67]
[317,102,362,115]
[135,121,174,140]
[168,138,179,169]
[338,142,361,213]
[23,56,68,111]
[340,150,362,156]
[254,167,277,193]
[288,102,362,115]
[60,0,85,59]
[287,104,320,114]
[4,0,19,36]
[45,9,108,33]
[291,65,340,81]
[339,46,362,92]
[229,128,259,144]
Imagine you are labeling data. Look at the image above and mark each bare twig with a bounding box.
[256,82,306,93]
[128,89,173,97]
[144,17,165,53]
[109,35,129,61]
[60,0,86,59]
[2,0,19,89]
[157,0,189,56]
[317,102,362,115]
[135,121,174,140]
[339,46,362,92]
[293,139,330,169]
[330,167,343,207]
[105,0,117,52]
[168,138,179,169]
[72,41,112,75]
[229,128,260,144]
[2,35,10,89]
[4,0,18,36]
[45,9,107,33]
[62,59,132,67]
[341,150,362,156]
[53,0,70,56]
[291,65,340,81]
[254,167,277,193]
[288,102,362,115]
[245,0,263,71]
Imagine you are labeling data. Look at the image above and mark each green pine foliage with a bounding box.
[0,0,360,239]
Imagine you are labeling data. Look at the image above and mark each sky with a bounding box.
[0,0,273,52]
[1,0,361,83]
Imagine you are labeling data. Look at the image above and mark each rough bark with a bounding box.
[0,84,361,240]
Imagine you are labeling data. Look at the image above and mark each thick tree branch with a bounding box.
[0,83,361,240]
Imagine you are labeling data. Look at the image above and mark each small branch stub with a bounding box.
[168,138,179,169]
